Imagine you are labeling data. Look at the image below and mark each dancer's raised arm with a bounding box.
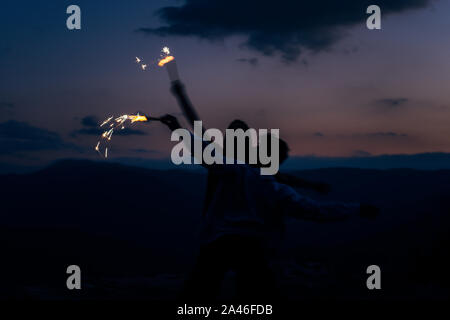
[170,80,203,131]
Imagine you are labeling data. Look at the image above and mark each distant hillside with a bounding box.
[283,152,450,170]
[1,159,449,299]
[3,152,450,174]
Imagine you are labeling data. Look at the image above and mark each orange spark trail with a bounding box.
[95,113,150,158]
[158,56,174,67]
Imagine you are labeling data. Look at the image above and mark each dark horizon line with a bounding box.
[2,151,450,175]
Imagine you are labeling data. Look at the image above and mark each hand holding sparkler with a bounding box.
[170,80,201,130]
[160,114,182,131]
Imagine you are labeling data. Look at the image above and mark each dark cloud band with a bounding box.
[139,0,433,61]
[0,120,72,154]
[71,115,147,137]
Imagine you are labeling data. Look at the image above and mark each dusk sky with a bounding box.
[1,0,450,171]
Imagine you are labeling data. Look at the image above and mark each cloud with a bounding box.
[71,127,104,136]
[0,102,14,108]
[0,120,73,154]
[72,127,147,137]
[109,128,147,136]
[374,98,409,109]
[236,57,259,66]
[140,0,433,61]
[80,115,99,127]
[71,115,148,137]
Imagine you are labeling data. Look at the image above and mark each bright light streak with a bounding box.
[158,56,174,67]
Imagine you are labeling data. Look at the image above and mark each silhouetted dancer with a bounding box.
[160,114,379,302]
[170,80,331,219]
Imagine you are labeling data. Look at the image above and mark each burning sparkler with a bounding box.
[96,47,179,159]
[158,56,174,67]
[134,47,178,77]
[94,113,160,158]
[158,47,179,81]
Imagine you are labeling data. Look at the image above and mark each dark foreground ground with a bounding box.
[1,159,449,301]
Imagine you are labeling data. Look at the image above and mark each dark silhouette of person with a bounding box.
[170,80,331,218]
[160,114,379,302]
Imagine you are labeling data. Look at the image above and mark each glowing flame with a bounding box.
[158,56,174,67]
[135,47,174,70]
[129,115,148,123]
